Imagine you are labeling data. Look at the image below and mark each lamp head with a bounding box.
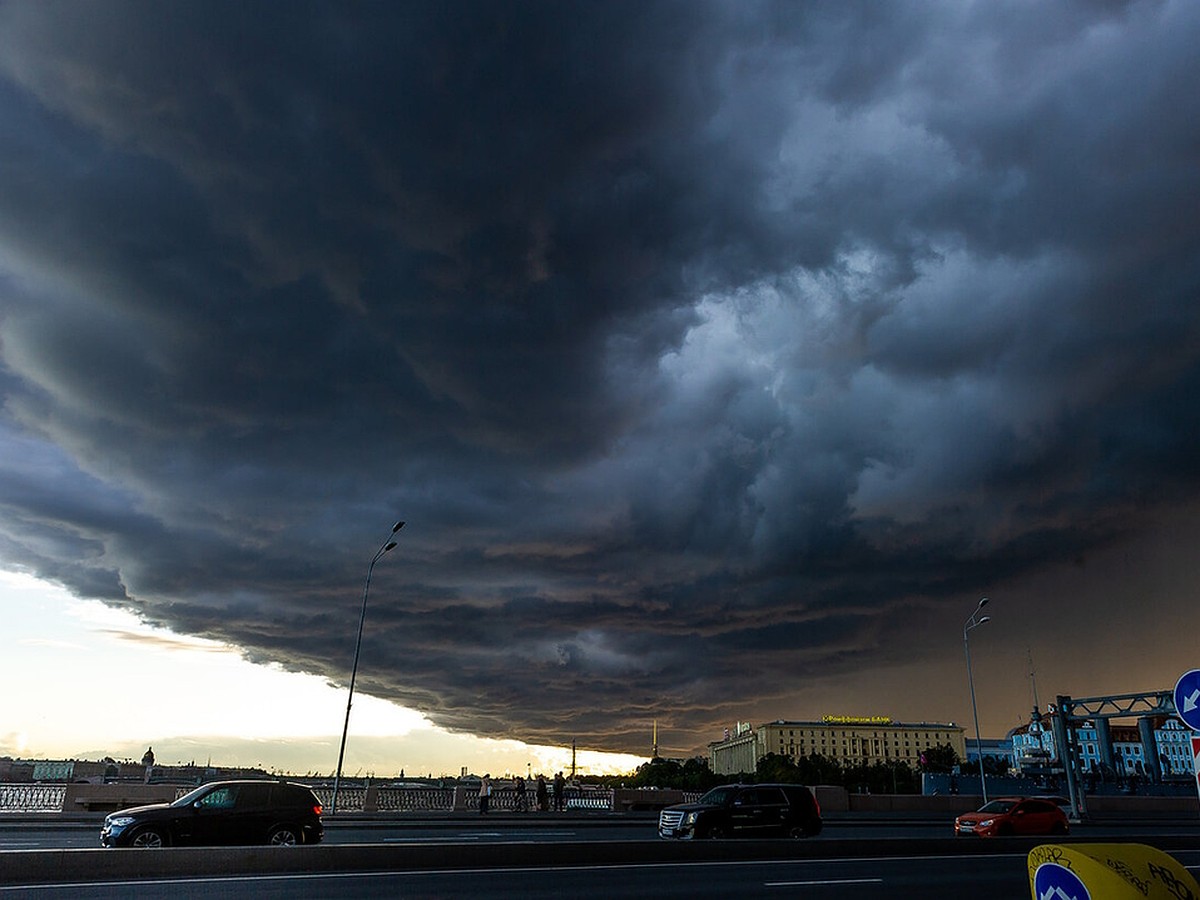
[979,615,991,625]
[978,596,989,608]
[383,541,398,552]
[392,521,406,533]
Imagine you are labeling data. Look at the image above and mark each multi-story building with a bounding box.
[711,723,759,775]
[1009,712,1194,779]
[964,738,1011,764]
[709,716,966,776]
[1155,719,1193,777]
[31,761,74,781]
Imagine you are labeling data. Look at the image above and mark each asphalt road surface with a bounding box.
[3,816,1199,899]
[3,815,1199,849]
[5,850,1200,899]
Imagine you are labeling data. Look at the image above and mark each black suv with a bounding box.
[658,783,822,840]
[100,780,324,848]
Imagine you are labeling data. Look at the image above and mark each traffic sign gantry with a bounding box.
[1173,669,1200,731]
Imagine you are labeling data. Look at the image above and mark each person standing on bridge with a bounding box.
[536,774,548,811]
[479,774,491,815]
[553,771,565,812]
[514,775,527,811]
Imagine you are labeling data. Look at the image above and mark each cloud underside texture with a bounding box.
[1,0,1199,753]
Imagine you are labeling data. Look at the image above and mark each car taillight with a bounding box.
[313,804,323,816]
[813,796,821,816]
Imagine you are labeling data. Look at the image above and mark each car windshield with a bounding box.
[696,787,738,806]
[976,800,1016,814]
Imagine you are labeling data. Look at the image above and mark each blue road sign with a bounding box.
[1033,863,1091,900]
[1175,670,1200,731]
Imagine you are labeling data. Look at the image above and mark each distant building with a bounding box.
[710,722,758,775]
[0,758,34,782]
[32,760,74,782]
[964,737,1010,764]
[1008,709,1194,779]
[709,716,966,776]
[1155,719,1192,777]
[1009,711,1055,773]
[0,756,266,785]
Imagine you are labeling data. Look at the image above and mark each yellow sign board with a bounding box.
[1029,843,1199,900]
[820,715,893,725]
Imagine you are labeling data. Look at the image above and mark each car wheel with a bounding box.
[787,825,809,839]
[706,825,729,839]
[129,827,168,848]
[1051,821,1068,835]
[995,823,1013,837]
[268,825,301,846]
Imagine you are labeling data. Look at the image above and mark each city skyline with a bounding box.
[2,3,1199,767]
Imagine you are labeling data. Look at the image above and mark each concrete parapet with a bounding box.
[610,789,690,811]
[812,785,848,813]
[62,783,178,813]
[848,792,983,814]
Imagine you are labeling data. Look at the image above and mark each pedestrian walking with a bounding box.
[515,775,527,812]
[553,771,565,812]
[536,774,548,812]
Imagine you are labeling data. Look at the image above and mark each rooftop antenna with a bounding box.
[1028,648,1041,719]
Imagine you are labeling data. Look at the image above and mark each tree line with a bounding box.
[624,743,966,794]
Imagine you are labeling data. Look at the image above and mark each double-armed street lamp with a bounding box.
[331,520,405,816]
[963,596,991,804]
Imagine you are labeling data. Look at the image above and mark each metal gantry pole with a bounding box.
[331,520,404,816]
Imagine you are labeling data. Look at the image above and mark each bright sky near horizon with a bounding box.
[0,570,646,777]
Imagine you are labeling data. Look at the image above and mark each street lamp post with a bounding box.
[963,596,991,805]
[331,520,404,816]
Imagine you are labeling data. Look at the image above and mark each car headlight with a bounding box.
[107,816,135,827]
[683,812,697,825]
[977,819,994,828]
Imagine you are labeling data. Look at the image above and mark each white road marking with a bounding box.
[767,878,884,887]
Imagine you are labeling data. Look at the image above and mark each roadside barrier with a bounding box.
[1028,843,1200,899]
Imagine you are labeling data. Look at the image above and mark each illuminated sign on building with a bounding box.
[821,715,894,725]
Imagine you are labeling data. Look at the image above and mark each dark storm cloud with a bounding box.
[2,0,1199,754]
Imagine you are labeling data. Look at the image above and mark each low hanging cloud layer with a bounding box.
[2,1,1200,755]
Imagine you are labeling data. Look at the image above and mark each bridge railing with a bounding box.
[464,788,616,811]
[311,786,617,813]
[311,786,457,813]
[0,783,699,814]
[0,783,67,812]
[374,787,456,812]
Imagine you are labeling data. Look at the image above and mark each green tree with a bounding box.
[756,753,802,783]
[630,756,722,791]
[918,743,961,774]
[794,752,843,786]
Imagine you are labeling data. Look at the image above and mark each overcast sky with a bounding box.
[2,0,1199,763]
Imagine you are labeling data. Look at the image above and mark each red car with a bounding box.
[954,797,1069,837]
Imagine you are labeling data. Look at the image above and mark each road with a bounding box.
[3,814,1199,849]
[5,849,1200,899]
[2,816,1198,899]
